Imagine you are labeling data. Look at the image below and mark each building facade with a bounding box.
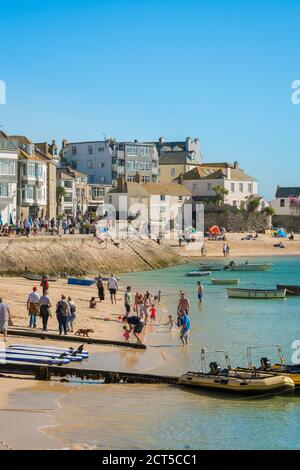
[176,162,259,209]
[61,139,159,186]
[0,132,18,224]
[271,187,300,216]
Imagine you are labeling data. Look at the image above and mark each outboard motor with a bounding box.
[210,361,221,375]
[260,357,271,370]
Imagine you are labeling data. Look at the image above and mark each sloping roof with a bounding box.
[176,163,257,182]
[57,169,75,180]
[159,151,198,165]
[109,182,191,197]
[275,187,300,198]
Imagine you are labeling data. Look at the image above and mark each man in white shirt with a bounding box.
[27,287,40,328]
[107,274,118,304]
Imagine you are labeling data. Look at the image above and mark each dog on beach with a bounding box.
[74,328,94,337]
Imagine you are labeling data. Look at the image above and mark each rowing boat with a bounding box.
[68,278,96,286]
[211,279,240,285]
[227,288,286,299]
[23,273,58,282]
[9,344,89,358]
[225,263,273,272]
[277,284,300,296]
[198,264,224,271]
[178,349,294,396]
[185,271,211,277]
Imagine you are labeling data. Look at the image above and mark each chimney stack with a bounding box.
[233,161,239,169]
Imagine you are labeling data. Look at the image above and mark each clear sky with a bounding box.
[1,0,300,198]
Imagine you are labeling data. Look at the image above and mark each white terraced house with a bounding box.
[0,132,18,224]
[175,161,265,209]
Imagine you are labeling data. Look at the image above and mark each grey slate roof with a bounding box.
[275,187,300,198]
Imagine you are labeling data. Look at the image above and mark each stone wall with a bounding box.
[273,215,300,232]
[203,208,271,232]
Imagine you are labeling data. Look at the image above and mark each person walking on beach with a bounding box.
[39,290,52,332]
[40,275,49,295]
[0,297,11,342]
[226,244,230,257]
[134,292,144,315]
[56,295,70,335]
[122,315,145,344]
[124,286,132,317]
[67,296,76,332]
[108,274,118,304]
[177,292,190,315]
[223,243,227,257]
[97,277,105,302]
[27,287,40,328]
[197,281,203,303]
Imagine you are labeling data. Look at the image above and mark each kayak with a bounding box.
[6,348,82,361]
[0,352,70,365]
[9,344,89,358]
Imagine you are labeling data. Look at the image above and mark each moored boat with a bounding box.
[68,277,96,286]
[185,271,211,277]
[198,263,224,271]
[227,288,286,299]
[225,263,273,272]
[178,349,294,396]
[23,273,58,282]
[211,278,240,285]
[277,284,300,296]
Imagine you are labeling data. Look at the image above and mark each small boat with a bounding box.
[178,349,294,396]
[198,264,224,271]
[185,271,211,277]
[68,277,96,286]
[225,263,273,272]
[0,352,70,365]
[211,279,240,285]
[227,288,286,299]
[277,284,300,296]
[7,348,83,362]
[235,345,300,390]
[23,273,58,282]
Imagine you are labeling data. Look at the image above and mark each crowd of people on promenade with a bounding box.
[0,271,201,346]
[0,213,98,238]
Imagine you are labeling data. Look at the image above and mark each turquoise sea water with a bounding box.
[48,256,300,450]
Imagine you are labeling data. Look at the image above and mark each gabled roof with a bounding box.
[176,163,257,182]
[159,151,198,165]
[275,187,300,198]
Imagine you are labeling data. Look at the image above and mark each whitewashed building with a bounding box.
[0,132,18,224]
[176,162,261,209]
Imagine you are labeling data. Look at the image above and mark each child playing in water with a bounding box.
[166,315,176,331]
[123,325,130,342]
[150,304,157,322]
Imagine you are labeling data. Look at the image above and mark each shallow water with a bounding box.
[44,256,300,449]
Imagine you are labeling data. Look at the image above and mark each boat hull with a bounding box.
[277,284,300,296]
[68,278,96,286]
[178,371,294,396]
[185,271,211,277]
[227,288,286,299]
[225,264,273,272]
[211,279,240,285]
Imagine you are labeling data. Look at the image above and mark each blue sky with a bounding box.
[1,0,300,198]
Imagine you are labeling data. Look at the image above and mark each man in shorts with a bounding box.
[122,315,145,344]
[124,286,132,316]
[0,297,11,342]
[107,274,118,304]
[179,310,190,346]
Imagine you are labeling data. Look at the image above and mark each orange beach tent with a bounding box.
[209,225,221,235]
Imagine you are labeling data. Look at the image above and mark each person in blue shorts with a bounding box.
[197,281,203,303]
[179,310,190,346]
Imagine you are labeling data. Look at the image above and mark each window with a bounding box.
[126,145,138,156]
[239,183,244,192]
[0,184,8,197]
[140,146,150,157]
[248,183,252,193]
[233,200,237,206]
[108,195,112,203]
[36,187,43,200]
[0,159,16,176]
[170,168,176,177]
[140,161,150,171]
[127,160,138,171]
[207,183,212,191]
[100,176,105,183]
[161,195,166,202]
[24,162,36,177]
[88,145,93,155]
[64,194,73,203]
[192,183,197,192]
[178,196,183,202]
[280,199,285,207]
[87,160,93,168]
[97,161,105,168]
[142,176,150,183]
[64,180,73,189]
[36,164,44,178]
[22,186,34,200]
[71,146,77,156]
[98,146,104,152]
[230,183,235,192]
